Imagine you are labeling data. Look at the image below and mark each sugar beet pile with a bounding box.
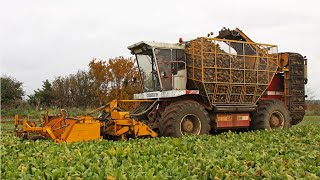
[185,38,278,104]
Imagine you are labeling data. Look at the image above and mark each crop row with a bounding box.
[1,116,319,179]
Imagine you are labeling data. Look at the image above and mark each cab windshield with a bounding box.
[136,53,161,92]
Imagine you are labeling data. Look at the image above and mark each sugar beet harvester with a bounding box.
[15,28,307,143]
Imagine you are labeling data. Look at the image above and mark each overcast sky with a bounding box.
[1,0,320,99]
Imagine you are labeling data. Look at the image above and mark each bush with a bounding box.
[306,103,320,116]
[1,75,24,108]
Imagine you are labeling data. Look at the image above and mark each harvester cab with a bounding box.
[128,41,198,99]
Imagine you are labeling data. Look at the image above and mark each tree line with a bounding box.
[1,56,139,109]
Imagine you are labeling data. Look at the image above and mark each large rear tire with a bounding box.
[251,99,291,130]
[159,100,210,137]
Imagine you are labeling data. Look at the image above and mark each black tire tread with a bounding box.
[159,100,210,137]
[251,99,291,130]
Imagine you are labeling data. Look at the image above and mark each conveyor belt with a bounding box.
[285,53,306,125]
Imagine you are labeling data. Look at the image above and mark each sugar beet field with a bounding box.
[1,116,319,179]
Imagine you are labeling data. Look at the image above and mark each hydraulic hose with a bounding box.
[130,100,158,117]
[85,103,110,116]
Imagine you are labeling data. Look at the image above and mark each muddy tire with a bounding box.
[159,100,210,137]
[251,100,291,130]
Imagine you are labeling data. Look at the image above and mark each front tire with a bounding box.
[251,99,291,130]
[159,100,210,137]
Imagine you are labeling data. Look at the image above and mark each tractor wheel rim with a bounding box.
[180,114,201,135]
[269,111,285,128]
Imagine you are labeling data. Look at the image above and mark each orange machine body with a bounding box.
[14,99,157,143]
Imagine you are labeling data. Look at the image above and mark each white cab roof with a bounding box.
[128,41,185,52]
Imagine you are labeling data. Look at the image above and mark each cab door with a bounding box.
[155,49,186,91]
[155,49,172,91]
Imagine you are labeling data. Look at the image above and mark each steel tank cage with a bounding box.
[185,37,278,106]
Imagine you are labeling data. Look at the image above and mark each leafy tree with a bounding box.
[1,75,25,107]
[68,70,96,107]
[89,56,139,104]
[89,58,111,105]
[51,76,68,107]
[27,94,41,109]
[107,56,139,101]
[28,80,54,107]
[51,70,96,108]
[26,56,139,108]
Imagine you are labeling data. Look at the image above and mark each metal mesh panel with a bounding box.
[185,37,278,105]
